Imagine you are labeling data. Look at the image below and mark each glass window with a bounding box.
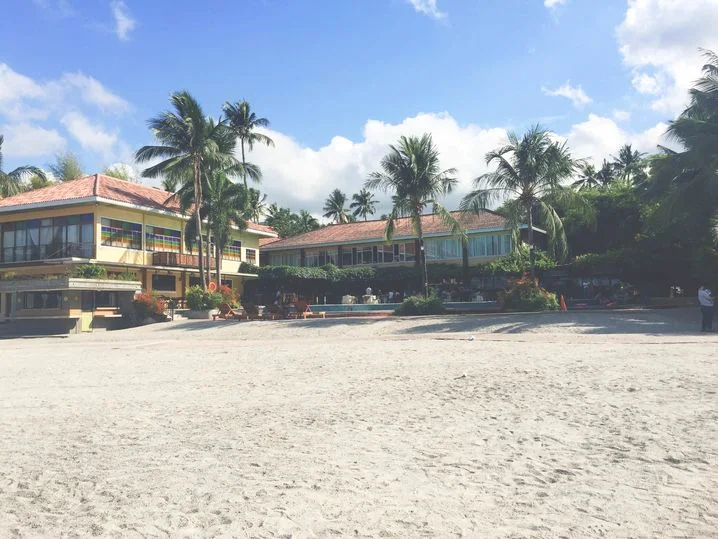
[1,213,93,262]
[23,292,62,310]
[425,238,461,260]
[404,242,416,262]
[101,218,142,250]
[245,249,257,265]
[340,249,353,267]
[268,252,300,266]
[223,240,242,260]
[146,225,181,253]
[152,274,176,292]
[95,291,118,308]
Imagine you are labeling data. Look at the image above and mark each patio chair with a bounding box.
[212,303,245,320]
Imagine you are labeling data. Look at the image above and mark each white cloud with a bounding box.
[565,113,669,164]
[617,0,718,115]
[541,82,592,107]
[612,109,632,122]
[60,73,130,113]
[405,0,447,20]
[0,123,66,158]
[61,112,118,158]
[110,0,136,41]
[544,0,568,9]
[32,0,75,17]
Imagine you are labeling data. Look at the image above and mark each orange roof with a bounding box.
[0,174,277,237]
[262,211,510,250]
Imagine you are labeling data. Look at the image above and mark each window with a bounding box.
[468,234,513,257]
[101,218,141,250]
[152,274,176,292]
[425,238,461,260]
[95,291,118,308]
[146,225,181,252]
[340,249,353,267]
[1,214,94,263]
[268,252,300,266]
[23,292,62,310]
[304,248,337,267]
[245,248,257,265]
[223,240,242,260]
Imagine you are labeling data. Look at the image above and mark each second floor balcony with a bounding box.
[151,251,217,269]
[1,242,95,265]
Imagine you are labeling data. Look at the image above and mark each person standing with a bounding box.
[698,284,714,332]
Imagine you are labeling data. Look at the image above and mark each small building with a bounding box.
[0,174,277,333]
[260,210,539,268]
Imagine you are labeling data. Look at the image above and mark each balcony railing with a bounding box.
[152,251,216,269]
[1,242,95,264]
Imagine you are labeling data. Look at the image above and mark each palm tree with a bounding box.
[648,49,718,245]
[0,135,46,197]
[459,125,579,273]
[246,187,267,223]
[294,209,320,233]
[136,91,239,290]
[612,144,647,185]
[223,100,273,189]
[350,188,378,221]
[323,189,350,224]
[596,159,616,187]
[366,133,462,297]
[49,151,83,182]
[572,163,601,191]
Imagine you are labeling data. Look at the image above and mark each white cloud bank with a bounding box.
[405,0,447,20]
[617,0,718,115]
[544,0,568,9]
[542,82,592,107]
[110,0,136,41]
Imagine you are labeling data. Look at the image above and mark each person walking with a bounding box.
[698,284,714,332]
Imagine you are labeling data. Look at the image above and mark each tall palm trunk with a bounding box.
[241,140,247,190]
[527,204,535,278]
[415,210,429,298]
[215,241,222,288]
[193,159,206,290]
[205,219,212,287]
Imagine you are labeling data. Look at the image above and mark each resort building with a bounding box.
[260,210,533,269]
[0,174,277,332]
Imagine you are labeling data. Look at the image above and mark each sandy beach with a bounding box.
[1,309,717,537]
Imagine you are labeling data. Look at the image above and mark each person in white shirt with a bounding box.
[698,284,714,332]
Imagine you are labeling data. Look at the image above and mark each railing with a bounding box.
[152,251,216,268]
[1,242,95,264]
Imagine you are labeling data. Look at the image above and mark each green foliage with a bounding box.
[112,270,138,281]
[264,204,320,238]
[186,285,223,311]
[103,165,134,182]
[323,189,350,224]
[394,293,445,316]
[504,275,559,312]
[133,293,167,320]
[0,134,47,198]
[73,264,108,279]
[350,188,378,221]
[49,151,83,182]
[218,284,239,307]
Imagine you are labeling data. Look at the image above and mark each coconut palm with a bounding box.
[366,133,462,297]
[612,144,647,185]
[323,189,350,224]
[136,91,239,290]
[648,49,718,245]
[596,159,616,187]
[0,135,46,197]
[246,187,267,223]
[350,188,378,221]
[294,209,320,233]
[460,125,580,272]
[572,163,601,191]
[223,100,273,189]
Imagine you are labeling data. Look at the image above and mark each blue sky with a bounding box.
[1,0,716,215]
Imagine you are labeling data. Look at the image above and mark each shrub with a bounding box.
[74,264,107,279]
[133,293,167,321]
[394,294,446,316]
[112,270,138,281]
[186,286,223,311]
[218,284,239,307]
[503,275,559,312]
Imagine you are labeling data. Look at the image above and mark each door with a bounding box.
[80,291,94,332]
[3,293,11,320]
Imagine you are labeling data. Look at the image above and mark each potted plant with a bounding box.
[186,286,223,319]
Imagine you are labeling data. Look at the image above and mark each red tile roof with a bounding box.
[0,174,277,237]
[262,211,510,250]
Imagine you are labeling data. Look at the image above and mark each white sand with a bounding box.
[1,309,717,537]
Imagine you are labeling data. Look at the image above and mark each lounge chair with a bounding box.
[212,303,245,320]
[292,301,326,320]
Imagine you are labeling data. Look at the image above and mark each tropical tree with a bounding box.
[0,135,46,197]
[612,144,647,186]
[246,187,267,223]
[103,165,135,182]
[49,151,83,182]
[136,91,240,290]
[647,49,718,247]
[366,133,462,296]
[323,189,351,224]
[350,188,378,220]
[28,174,52,190]
[459,125,580,273]
[596,159,616,187]
[572,163,601,191]
[223,100,273,189]
[295,209,320,233]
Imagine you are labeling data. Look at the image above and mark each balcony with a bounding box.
[1,242,95,265]
[151,251,216,269]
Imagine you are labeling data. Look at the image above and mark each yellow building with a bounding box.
[0,174,277,333]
